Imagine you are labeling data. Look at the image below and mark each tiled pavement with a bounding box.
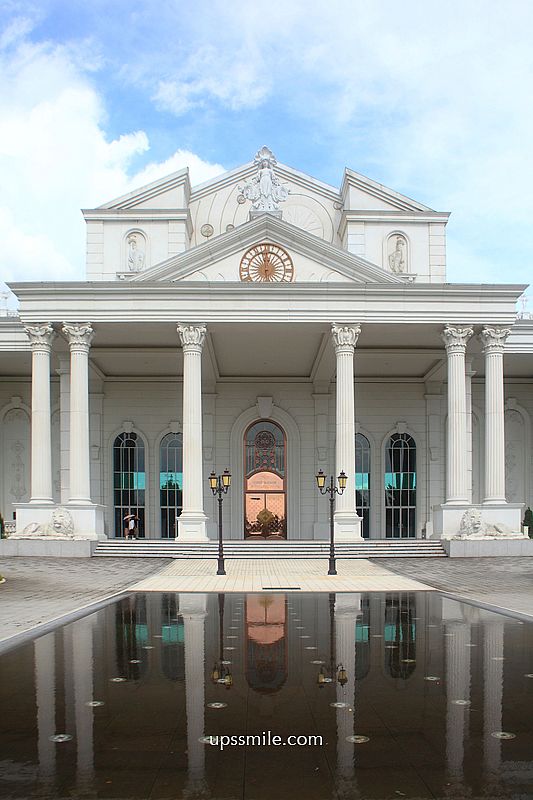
[2,554,533,647]
[130,557,433,593]
[0,556,170,643]
[378,556,533,618]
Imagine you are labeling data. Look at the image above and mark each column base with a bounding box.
[177,512,209,542]
[433,503,524,538]
[13,503,106,540]
[334,511,363,542]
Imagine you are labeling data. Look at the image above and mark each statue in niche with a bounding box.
[126,233,146,272]
[388,235,407,274]
[238,146,289,218]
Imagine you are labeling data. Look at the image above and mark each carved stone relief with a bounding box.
[505,409,525,503]
[2,408,30,514]
[387,233,408,274]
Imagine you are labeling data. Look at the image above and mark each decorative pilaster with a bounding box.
[177,324,208,541]
[480,326,510,503]
[63,324,94,504]
[331,323,362,541]
[441,326,473,503]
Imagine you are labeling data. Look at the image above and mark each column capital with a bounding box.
[479,325,511,354]
[331,322,361,352]
[62,322,94,353]
[24,323,55,351]
[441,325,473,353]
[178,323,207,352]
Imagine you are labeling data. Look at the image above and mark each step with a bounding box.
[93,539,447,559]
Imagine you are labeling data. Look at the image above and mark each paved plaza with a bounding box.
[1,555,533,648]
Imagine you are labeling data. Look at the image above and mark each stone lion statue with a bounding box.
[21,507,75,539]
[452,507,518,539]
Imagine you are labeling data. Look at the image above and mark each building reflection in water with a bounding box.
[4,590,526,799]
[245,594,287,693]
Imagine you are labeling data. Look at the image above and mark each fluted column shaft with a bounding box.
[177,324,208,541]
[442,326,473,503]
[26,324,55,503]
[331,324,362,539]
[63,324,94,503]
[481,327,510,503]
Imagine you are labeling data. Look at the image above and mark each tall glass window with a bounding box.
[355,433,371,538]
[113,432,145,538]
[160,433,183,538]
[384,433,416,538]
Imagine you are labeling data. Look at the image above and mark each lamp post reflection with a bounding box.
[211,593,233,688]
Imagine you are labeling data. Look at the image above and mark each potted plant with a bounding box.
[523,507,533,538]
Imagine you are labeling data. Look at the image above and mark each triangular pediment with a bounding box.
[95,168,191,211]
[129,215,406,285]
[341,168,433,213]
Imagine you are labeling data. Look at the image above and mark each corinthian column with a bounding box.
[62,323,94,504]
[25,324,55,503]
[331,323,362,541]
[441,326,473,503]
[480,327,510,503]
[177,324,208,541]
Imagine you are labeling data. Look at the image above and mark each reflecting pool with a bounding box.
[1,591,533,799]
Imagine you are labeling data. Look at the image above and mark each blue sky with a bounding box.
[1,0,532,305]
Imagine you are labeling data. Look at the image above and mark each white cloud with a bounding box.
[0,22,226,296]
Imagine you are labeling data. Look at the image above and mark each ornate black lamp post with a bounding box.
[315,469,347,575]
[209,469,231,575]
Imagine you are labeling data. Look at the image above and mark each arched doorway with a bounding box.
[244,420,287,540]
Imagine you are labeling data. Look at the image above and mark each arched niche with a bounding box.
[505,401,530,505]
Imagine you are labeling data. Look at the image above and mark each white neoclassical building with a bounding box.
[1,146,532,552]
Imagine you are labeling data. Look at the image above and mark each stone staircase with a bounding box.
[93,538,447,559]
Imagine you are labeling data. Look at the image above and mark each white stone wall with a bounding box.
[97,379,431,539]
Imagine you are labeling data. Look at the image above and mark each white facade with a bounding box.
[1,147,532,544]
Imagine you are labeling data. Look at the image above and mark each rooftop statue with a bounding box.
[238,146,289,219]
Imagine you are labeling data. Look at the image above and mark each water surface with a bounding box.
[1,591,532,799]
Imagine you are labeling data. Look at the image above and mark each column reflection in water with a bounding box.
[334,593,361,790]
[180,593,208,793]
[34,634,56,787]
[444,611,471,786]
[72,616,95,794]
[483,617,504,781]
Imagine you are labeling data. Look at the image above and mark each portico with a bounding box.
[1,148,532,553]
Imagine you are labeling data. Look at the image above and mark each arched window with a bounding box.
[356,433,371,538]
[160,433,183,538]
[113,432,145,538]
[385,433,416,538]
[244,420,287,539]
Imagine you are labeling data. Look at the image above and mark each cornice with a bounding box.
[127,214,405,285]
[82,208,193,236]
[8,281,527,326]
[338,210,450,238]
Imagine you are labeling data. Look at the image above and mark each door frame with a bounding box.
[230,405,301,540]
